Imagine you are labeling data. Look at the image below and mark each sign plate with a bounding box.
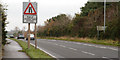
[97,26,107,31]
[23,15,37,23]
[23,2,37,23]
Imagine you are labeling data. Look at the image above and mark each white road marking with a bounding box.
[99,47,107,49]
[30,43,58,59]
[59,45,66,48]
[82,51,95,56]
[88,45,94,46]
[74,42,118,51]
[49,40,57,41]
[76,43,83,44]
[102,56,108,58]
[64,41,69,43]
[83,44,89,46]
[68,47,77,51]
[55,44,58,45]
[108,48,118,51]
[102,56,113,60]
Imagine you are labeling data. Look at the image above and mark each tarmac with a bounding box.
[2,39,30,60]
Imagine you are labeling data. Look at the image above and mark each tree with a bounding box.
[37,14,71,37]
[13,27,20,37]
[37,2,119,40]
[0,4,7,45]
[80,2,103,16]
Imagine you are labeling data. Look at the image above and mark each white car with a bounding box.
[17,34,25,39]
[26,34,35,40]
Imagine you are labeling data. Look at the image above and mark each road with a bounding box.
[22,39,118,60]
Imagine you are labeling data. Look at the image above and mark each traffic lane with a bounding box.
[38,39,118,51]
[35,39,118,58]
[21,39,118,59]
[40,39,118,50]
[30,40,99,58]
[40,39,118,58]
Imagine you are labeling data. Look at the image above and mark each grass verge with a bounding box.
[9,38,55,60]
[38,37,119,46]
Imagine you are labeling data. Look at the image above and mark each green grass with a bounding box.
[38,37,119,46]
[9,38,55,60]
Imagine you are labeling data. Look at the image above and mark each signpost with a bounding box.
[23,1,37,49]
[97,26,107,40]
[35,23,37,49]
[23,2,37,23]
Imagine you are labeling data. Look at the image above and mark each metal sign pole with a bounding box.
[97,30,99,40]
[28,23,30,48]
[28,0,30,49]
[35,23,37,49]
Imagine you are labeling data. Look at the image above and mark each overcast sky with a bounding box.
[1,0,88,31]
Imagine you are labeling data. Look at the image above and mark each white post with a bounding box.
[104,0,106,33]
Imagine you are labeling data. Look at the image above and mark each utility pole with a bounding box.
[104,0,106,33]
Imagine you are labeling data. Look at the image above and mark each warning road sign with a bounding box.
[24,3,37,15]
[23,2,37,23]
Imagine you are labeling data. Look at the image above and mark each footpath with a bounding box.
[2,39,30,60]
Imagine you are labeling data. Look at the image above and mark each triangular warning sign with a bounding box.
[24,3,37,15]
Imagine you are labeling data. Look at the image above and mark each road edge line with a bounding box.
[30,43,58,59]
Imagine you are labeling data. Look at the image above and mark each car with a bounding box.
[26,34,35,40]
[17,34,25,39]
[9,35,14,38]
[6,35,9,38]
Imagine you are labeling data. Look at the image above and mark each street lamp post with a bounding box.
[104,0,106,33]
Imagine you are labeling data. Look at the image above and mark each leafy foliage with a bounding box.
[38,14,71,37]
[0,4,7,45]
[37,2,120,40]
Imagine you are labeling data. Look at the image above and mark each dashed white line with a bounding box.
[68,47,77,51]
[102,56,113,60]
[83,44,89,46]
[49,40,57,41]
[59,45,66,48]
[75,42,118,51]
[102,56,108,58]
[88,45,94,46]
[99,47,107,49]
[55,44,58,45]
[81,51,95,56]
[108,48,118,51]
[76,43,83,44]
